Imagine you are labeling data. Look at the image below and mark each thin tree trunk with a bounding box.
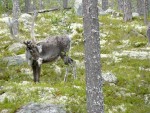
[39,0,44,10]
[146,23,150,45]
[148,0,150,12]
[32,0,37,10]
[144,0,148,24]
[25,0,31,13]
[63,0,68,9]
[123,0,132,22]
[118,0,124,11]
[12,0,20,35]
[137,0,144,15]
[83,0,104,112]
[102,0,108,11]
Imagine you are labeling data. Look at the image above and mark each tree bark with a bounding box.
[39,0,44,10]
[148,0,150,12]
[32,0,37,10]
[144,0,148,24]
[146,23,150,45]
[118,0,124,11]
[83,0,104,113]
[123,0,132,22]
[102,0,108,11]
[63,0,68,9]
[25,0,31,13]
[12,0,20,35]
[137,0,144,15]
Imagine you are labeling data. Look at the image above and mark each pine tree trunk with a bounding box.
[25,0,31,13]
[146,23,150,45]
[144,0,148,24]
[118,0,124,11]
[83,0,104,112]
[102,0,108,11]
[12,0,20,35]
[63,0,68,9]
[33,0,37,10]
[39,0,44,10]
[148,0,150,12]
[137,0,144,15]
[123,0,132,22]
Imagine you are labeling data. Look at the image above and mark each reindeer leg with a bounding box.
[60,53,68,82]
[32,63,37,83]
[36,65,41,82]
[64,56,77,81]
[64,67,69,82]
[71,60,77,80]
[60,52,77,81]
[69,58,77,80]
[32,60,41,83]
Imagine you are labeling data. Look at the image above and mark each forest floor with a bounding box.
[0,9,150,113]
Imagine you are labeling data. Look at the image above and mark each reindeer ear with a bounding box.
[23,41,27,45]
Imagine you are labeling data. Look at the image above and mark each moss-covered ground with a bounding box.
[0,9,150,113]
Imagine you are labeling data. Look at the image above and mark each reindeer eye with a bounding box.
[27,47,31,50]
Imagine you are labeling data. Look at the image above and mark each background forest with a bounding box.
[0,0,150,113]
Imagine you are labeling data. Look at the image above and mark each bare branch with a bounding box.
[28,7,71,14]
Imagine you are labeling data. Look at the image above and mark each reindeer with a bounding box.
[8,12,76,82]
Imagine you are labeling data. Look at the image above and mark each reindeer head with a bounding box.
[24,41,39,60]
[8,11,42,65]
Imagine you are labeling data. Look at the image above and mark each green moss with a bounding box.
[0,8,150,113]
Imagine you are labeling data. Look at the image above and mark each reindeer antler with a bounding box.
[30,11,38,43]
[8,18,23,43]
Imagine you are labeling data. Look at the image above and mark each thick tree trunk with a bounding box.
[102,0,108,11]
[123,0,132,22]
[83,0,104,113]
[12,0,20,35]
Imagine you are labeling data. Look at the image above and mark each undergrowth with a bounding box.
[0,9,150,113]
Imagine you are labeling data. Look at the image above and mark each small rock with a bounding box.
[21,68,32,75]
[0,93,16,102]
[144,94,150,105]
[0,17,11,24]
[102,72,117,83]
[19,13,32,29]
[8,43,24,52]
[132,12,139,18]
[99,7,107,15]
[105,8,115,14]
[113,50,150,59]
[40,17,46,22]
[1,13,8,17]
[3,54,26,66]
[54,65,62,75]
[16,103,66,113]
[1,109,10,113]
[19,13,32,22]
[74,0,83,16]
